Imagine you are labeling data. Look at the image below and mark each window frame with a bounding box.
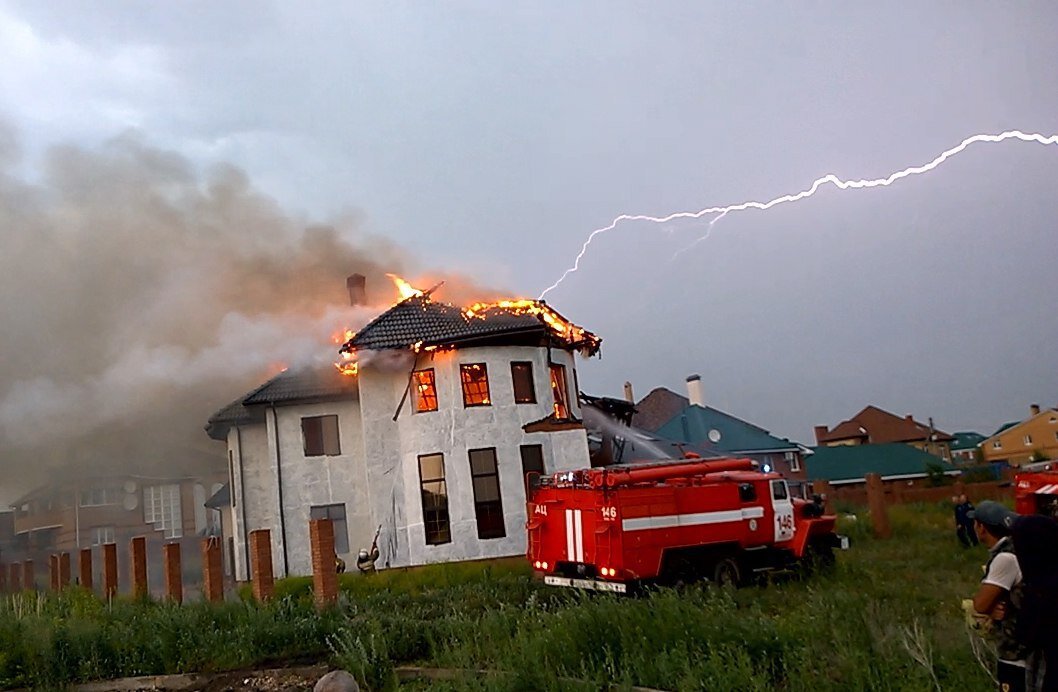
[510,361,537,404]
[469,448,506,540]
[519,444,545,497]
[418,453,452,546]
[302,414,341,457]
[309,504,350,554]
[460,363,492,407]
[549,363,571,419]
[785,451,802,473]
[412,368,439,413]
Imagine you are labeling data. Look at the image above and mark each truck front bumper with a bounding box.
[544,575,628,593]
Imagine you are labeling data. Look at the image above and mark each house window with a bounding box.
[550,364,570,419]
[785,451,801,473]
[412,369,438,412]
[418,453,451,545]
[310,504,350,554]
[1024,435,1033,446]
[520,444,545,497]
[460,363,491,407]
[144,484,183,539]
[993,440,1002,449]
[302,415,341,456]
[90,526,115,546]
[79,487,119,507]
[511,362,536,404]
[469,448,505,539]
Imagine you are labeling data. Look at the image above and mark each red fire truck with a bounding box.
[527,457,846,593]
[1014,460,1058,518]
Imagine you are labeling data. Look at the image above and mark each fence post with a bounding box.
[163,543,182,604]
[49,554,59,591]
[813,479,835,515]
[130,536,148,599]
[310,518,338,609]
[59,552,71,589]
[866,472,892,539]
[249,529,275,602]
[10,563,21,591]
[201,537,223,603]
[0,562,5,593]
[23,560,34,590]
[103,543,118,600]
[80,549,93,591]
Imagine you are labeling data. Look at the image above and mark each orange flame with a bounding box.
[386,273,424,300]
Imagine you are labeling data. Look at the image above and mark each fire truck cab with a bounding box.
[1014,461,1058,518]
[527,457,845,593]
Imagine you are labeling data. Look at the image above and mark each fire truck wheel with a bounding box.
[712,558,741,588]
[802,540,836,576]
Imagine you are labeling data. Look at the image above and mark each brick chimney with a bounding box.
[814,425,829,445]
[347,274,367,306]
[686,374,703,407]
[1031,403,1041,416]
[623,381,634,403]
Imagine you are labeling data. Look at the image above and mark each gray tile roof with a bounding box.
[342,296,599,354]
[242,366,359,406]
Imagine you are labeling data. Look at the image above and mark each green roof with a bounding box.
[806,443,958,484]
[993,421,1019,436]
[950,431,985,451]
[653,404,800,454]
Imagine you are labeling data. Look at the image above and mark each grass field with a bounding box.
[0,503,998,690]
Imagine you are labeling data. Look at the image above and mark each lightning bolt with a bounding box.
[539,130,1058,300]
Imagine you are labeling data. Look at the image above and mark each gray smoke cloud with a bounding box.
[0,123,496,502]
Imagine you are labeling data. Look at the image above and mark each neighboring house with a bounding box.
[7,474,224,589]
[206,292,600,580]
[949,432,986,465]
[806,443,959,487]
[632,375,808,483]
[981,404,1058,466]
[814,405,954,461]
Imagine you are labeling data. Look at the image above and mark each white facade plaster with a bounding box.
[223,343,591,577]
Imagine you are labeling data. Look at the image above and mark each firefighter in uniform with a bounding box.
[969,501,1034,692]
[356,526,381,574]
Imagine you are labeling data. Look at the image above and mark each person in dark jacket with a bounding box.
[955,494,979,547]
[1012,514,1058,692]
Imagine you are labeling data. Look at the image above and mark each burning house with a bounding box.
[206,277,600,579]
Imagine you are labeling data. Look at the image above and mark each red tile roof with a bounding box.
[817,405,953,445]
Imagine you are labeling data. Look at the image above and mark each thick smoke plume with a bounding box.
[0,125,498,502]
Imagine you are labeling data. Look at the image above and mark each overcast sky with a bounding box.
[1,2,1056,492]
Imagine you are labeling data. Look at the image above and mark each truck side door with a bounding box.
[770,479,795,543]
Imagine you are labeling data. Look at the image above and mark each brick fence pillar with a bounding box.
[866,473,892,539]
[23,560,35,590]
[310,518,338,608]
[103,543,118,600]
[249,529,275,602]
[59,552,71,589]
[201,537,223,603]
[163,542,182,604]
[10,563,21,591]
[130,536,148,599]
[79,549,93,591]
[0,563,5,593]
[49,554,59,591]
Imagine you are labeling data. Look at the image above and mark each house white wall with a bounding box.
[225,343,591,577]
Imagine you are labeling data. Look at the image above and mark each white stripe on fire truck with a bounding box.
[1035,484,1058,495]
[565,509,575,560]
[621,506,765,532]
[573,509,584,562]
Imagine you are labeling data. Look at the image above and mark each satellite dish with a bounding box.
[123,494,139,511]
[708,429,722,443]
[124,480,138,494]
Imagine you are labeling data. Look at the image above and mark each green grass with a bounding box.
[0,503,996,691]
